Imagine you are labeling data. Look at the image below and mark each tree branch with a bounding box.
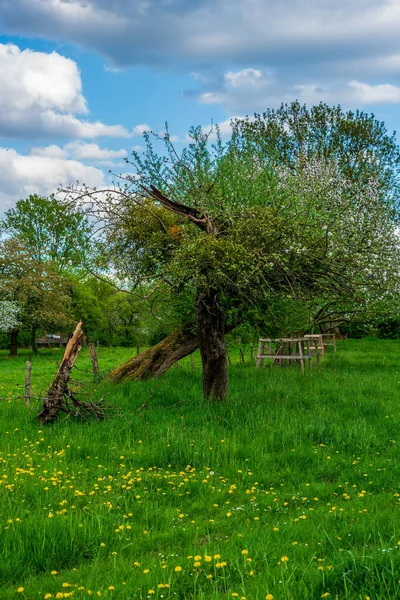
[141,185,218,235]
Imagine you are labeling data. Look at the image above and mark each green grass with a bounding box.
[0,339,400,599]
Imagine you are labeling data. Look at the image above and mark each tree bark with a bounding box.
[88,341,100,377]
[31,326,38,354]
[108,324,198,383]
[36,322,84,424]
[196,290,228,401]
[10,330,18,357]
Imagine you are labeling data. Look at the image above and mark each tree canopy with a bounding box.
[0,194,94,272]
[70,103,400,400]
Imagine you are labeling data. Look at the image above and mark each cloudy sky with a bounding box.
[1,0,400,211]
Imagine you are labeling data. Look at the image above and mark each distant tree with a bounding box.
[0,239,74,355]
[0,194,94,271]
[0,300,20,331]
[236,101,400,204]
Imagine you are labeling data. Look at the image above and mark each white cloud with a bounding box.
[198,67,400,113]
[2,0,400,80]
[30,142,128,163]
[0,147,106,213]
[0,43,131,140]
[64,142,127,161]
[0,42,87,114]
[200,69,274,112]
[294,80,400,106]
[133,124,152,136]
[348,81,400,104]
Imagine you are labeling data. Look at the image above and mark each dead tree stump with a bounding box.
[36,322,84,424]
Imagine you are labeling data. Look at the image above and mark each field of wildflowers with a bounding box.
[0,339,399,599]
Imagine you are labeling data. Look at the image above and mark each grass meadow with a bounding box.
[0,339,399,599]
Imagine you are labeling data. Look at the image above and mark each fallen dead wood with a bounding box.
[108,324,198,383]
[36,322,115,424]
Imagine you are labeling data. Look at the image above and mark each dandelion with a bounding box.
[51,571,58,575]
[17,588,24,594]
[108,587,115,591]
[143,569,149,574]
[194,555,202,561]
[174,566,182,572]
[321,594,330,598]
[148,591,155,595]
[241,549,248,555]
[44,595,52,599]
[281,556,289,562]
[266,595,274,600]
[204,555,212,562]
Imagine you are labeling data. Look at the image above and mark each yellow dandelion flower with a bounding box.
[51,571,58,575]
[143,569,149,574]
[44,595,52,599]
[194,555,202,561]
[281,556,289,562]
[174,566,182,572]
[241,549,249,555]
[108,586,115,591]
[266,595,274,600]
[17,589,24,594]
[204,555,212,562]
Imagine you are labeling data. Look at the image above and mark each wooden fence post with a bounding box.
[89,341,100,378]
[25,360,31,406]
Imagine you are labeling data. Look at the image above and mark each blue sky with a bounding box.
[1,0,400,211]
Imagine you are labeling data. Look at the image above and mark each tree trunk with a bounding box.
[36,322,84,424]
[10,330,18,357]
[31,326,38,354]
[88,341,100,377]
[108,324,198,383]
[196,290,228,401]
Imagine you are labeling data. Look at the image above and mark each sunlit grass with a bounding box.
[0,339,399,599]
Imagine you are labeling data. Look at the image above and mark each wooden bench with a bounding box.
[320,333,337,352]
[304,334,325,362]
[256,337,317,374]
